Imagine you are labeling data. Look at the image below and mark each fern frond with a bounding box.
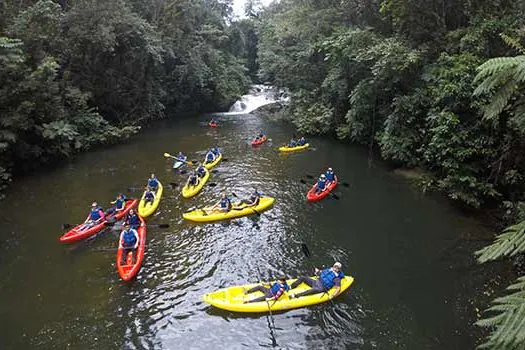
[477,276,525,349]
[475,221,525,263]
[474,57,522,84]
[500,33,525,55]
[481,81,518,122]
[514,59,525,83]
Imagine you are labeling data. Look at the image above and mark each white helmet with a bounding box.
[320,174,326,178]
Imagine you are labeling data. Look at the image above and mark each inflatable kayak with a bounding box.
[307,176,338,202]
[278,143,309,152]
[203,275,354,313]
[116,216,146,281]
[209,122,218,128]
[59,199,138,244]
[251,136,268,146]
[138,181,163,218]
[182,168,210,198]
[203,152,222,170]
[183,197,275,223]
[173,160,185,169]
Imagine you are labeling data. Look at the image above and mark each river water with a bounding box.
[0,102,507,349]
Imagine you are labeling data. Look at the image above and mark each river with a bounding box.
[0,93,507,349]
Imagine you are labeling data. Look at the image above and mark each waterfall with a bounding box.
[227,84,289,114]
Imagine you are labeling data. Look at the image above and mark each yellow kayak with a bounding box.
[203,276,354,313]
[278,143,310,152]
[204,153,222,170]
[138,182,163,218]
[181,168,210,198]
[182,197,275,223]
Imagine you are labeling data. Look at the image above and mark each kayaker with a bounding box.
[125,208,140,229]
[239,190,261,207]
[187,171,199,187]
[196,164,207,178]
[288,138,297,147]
[176,152,187,162]
[84,202,105,226]
[119,224,139,264]
[297,137,306,146]
[243,277,290,303]
[212,147,220,156]
[289,262,344,299]
[205,149,216,163]
[315,174,328,193]
[144,187,156,204]
[147,173,159,191]
[325,168,335,182]
[107,193,127,215]
[211,193,232,213]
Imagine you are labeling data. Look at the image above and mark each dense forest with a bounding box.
[249,0,525,348]
[0,0,255,196]
[3,0,525,347]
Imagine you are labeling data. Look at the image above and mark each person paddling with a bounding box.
[196,164,207,178]
[125,208,140,230]
[315,174,328,194]
[288,137,297,147]
[243,277,290,303]
[144,187,156,204]
[107,193,127,215]
[239,189,261,207]
[325,167,335,182]
[187,171,199,187]
[84,202,105,227]
[205,149,216,163]
[211,192,232,213]
[297,136,306,146]
[147,173,159,191]
[176,152,187,162]
[289,262,344,299]
[119,224,139,264]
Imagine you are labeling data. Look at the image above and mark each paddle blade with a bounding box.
[157,224,170,228]
[341,182,350,187]
[208,183,217,187]
[211,170,218,174]
[300,179,307,184]
[331,193,340,200]
[169,182,178,188]
[163,152,171,158]
[301,243,311,258]
[231,191,239,198]
[62,223,74,229]
[306,174,315,179]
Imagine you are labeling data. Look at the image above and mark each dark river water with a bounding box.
[0,110,506,349]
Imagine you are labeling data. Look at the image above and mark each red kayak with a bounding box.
[251,136,268,146]
[306,177,338,202]
[59,199,138,244]
[116,216,146,281]
[209,122,218,128]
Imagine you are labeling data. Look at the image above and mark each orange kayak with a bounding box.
[116,216,146,281]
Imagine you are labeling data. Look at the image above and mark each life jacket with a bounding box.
[127,214,139,226]
[206,152,215,162]
[116,198,126,210]
[148,178,158,188]
[319,268,344,290]
[298,138,305,145]
[197,167,206,177]
[145,191,155,200]
[317,179,327,189]
[189,174,198,185]
[89,207,103,220]
[325,171,335,181]
[178,153,186,161]
[220,198,230,209]
[249,194,260,205]
[122,229,138,247]
[270,282,289,296]
[289,140,297,147]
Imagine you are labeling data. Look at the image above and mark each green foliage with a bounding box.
[475,276,525,349]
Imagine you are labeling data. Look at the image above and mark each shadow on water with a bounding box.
[0,106,509,349]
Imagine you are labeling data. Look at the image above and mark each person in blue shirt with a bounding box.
[239,190,261,207]
[147,173,159,191]
[84,202,105,226]
[212,147,220,156]
[211,193,232,213]
[196,164,207,178]
[177,152,187,162]
[186,171,199,187]
[205,149,216,163]
[315,174,328,193]
[289,262,344,299]
[107,193,127,215]
[288,138,297,147]
[144,187,156,204]
[325,168,335,182]
[125,208,140,230]
[119,224,139,264]
[244,277,290,303]
[297,137,306,146]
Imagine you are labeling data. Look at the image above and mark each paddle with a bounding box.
[62,216,118,230]
[256,267,277,334]
[305,174,350,187]
[300,243,336,305]
[231,192,261,216]
[107,222,170,230]
[163,153,195,166]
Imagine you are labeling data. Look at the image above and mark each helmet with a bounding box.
[328,168,332,171]
[333,262,342,270]
[320,174,326,178]
[91,202,97,207]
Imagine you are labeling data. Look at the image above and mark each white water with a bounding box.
[226,84,289,115]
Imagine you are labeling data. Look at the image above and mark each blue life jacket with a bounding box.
[249,194,260,204]
[212,148,220,155]
[89,207,103,220]
[189,174,198,185]
[298,138,305,145]
[148,178,158,188]
[220,198,230,209]
[319,268,344,290]
[289,140,297,147]
[270,282,290,296]
[116,198,126,210]
[197,167,206,177]
[325,171,335,182]
[122,229,137,247]
[206,152,215,162]
[317,179,327,189]
[145,191,155,200]
[178,153,186,161]
[127,214,140,226]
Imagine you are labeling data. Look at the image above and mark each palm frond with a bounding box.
[476,277,525,349]
[475,221,525,263]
